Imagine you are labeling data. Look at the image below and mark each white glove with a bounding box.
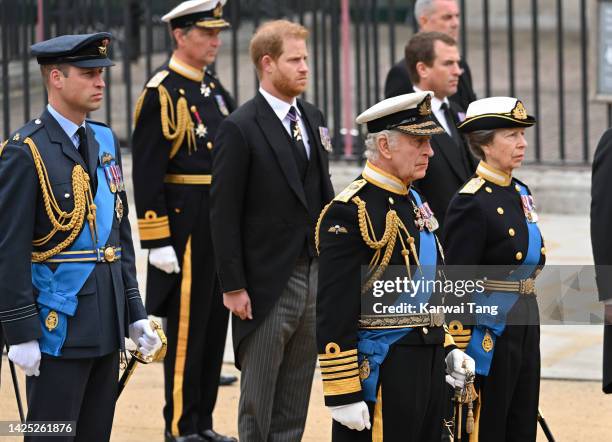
[129,319,162,357]
[445,348,476,388]
[149,246,180,274]
[328,401,371,431]
[8,340,41,377]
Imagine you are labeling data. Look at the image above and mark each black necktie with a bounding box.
[287,106,309,178]
[77,126,89,166]
[440,102,461,146]
[441,102,471,177]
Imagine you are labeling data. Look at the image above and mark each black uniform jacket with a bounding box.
[590,128,612,393]
[132,57,235,249]
[131,57,235,316]
[316,166,456,406]
[413,101,477,230]
[442,161,546,347]
[0,110,146,357]
[210,92,334,361]
[384,57,477,112]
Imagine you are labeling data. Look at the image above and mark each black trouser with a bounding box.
[162,189,229,436]
[463,296,541,442]
[332,343,446,442]
[25,351,119,442]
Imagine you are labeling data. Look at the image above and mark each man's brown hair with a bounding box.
[404,31,457,84]
[249,19,309,77]
[40,64,70,89]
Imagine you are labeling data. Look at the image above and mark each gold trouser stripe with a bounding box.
[373,384,383,442]
[172,236,192,436]
[164,174,212,185]
[469,389,482,442]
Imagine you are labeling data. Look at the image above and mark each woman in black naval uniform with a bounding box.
[443,97,545,441]
[316,91,475,442]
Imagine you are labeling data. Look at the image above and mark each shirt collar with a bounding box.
[169,55,205,82]
[46,104,85,146]
[476,160,512,186]
[259,86,300,122]
[362,161,409,195]
[413,85,449,112]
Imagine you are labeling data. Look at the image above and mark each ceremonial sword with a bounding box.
[117,320,167,398]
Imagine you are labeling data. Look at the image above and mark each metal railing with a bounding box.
[0,0,607,165]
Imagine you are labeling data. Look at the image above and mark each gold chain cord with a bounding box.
[24,138,96,262]
[158,85,195,158]
[314,201,334,255]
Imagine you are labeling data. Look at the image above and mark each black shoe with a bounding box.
[200,429,237,442]
[165,430,205,442]
[219,374,238,386]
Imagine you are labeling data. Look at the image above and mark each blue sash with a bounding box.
[466,182,541,376]
[358,189,438,402]
[32,124,116,356]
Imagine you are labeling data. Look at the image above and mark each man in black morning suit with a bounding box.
[406,32,477,230]
[131,1,236,441]
[384,0,476,112]
[0,33,160,441]
[210,20,334,441]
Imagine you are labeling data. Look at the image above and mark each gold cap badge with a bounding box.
[417,95,432,116]
[511,100,528,120]
[213,2,223,18]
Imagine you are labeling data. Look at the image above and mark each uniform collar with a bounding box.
[168,55,205,82]
[259,86,300,122]
[476,160,512,186]
[46,104,86,148]
[362,161,409,195]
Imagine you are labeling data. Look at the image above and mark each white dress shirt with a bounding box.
[259,87,311,158]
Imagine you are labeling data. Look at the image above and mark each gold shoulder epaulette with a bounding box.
[146,70,170,88]
[459,177,485,194]
[334,179,367,203]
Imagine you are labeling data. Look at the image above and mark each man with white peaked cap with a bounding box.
[316,91,475,441]
[131,1,236,441]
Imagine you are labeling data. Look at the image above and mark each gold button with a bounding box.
[485,186,492,193]
[388,197,395,205]
[515,184,521,192]
[508,228,515,237]
[210,82,216,88]
[541,247,546,255]
[515,251,523,261]
[190,105,197,113]
[179,88,185,95]
[64,193,70,199]
[174,208,181,214]
[207,141,213,150]
[497,207,504,215]
[422,327,429,334]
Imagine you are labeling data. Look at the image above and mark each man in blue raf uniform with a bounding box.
[131,1,236,441]
[0,33,161,441]
[316,91,475,441]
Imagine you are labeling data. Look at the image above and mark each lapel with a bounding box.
[297,99,335,199]
[40,109,86,168]
[84,123,100,184]
[254,93,308,209]
[431,112,467,181]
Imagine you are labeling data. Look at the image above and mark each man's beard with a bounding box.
[273,71,306,99]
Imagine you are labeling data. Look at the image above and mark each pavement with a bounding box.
[0,158,609,441]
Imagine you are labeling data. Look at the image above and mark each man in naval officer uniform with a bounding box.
[0,33,161,441]
[315,91,475,441]
[131,1,236,441]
